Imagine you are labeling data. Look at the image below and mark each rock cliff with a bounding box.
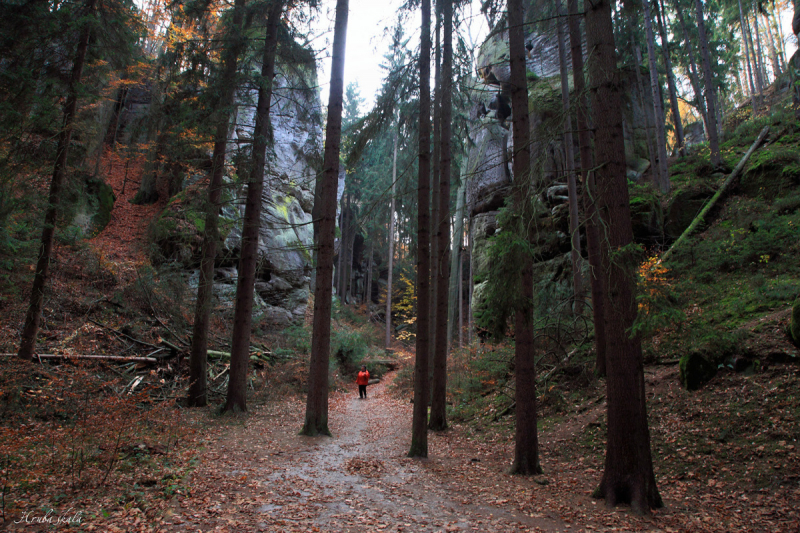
[152,54,323,326]
[466,22,657,325]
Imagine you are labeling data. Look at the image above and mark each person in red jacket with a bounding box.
[356,365,370,399]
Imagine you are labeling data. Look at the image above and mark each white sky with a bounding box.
[307,0,489,110]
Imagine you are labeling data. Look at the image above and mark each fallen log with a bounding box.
[0,353,158,363]
[661,126,769,263]
[88,319,160,349]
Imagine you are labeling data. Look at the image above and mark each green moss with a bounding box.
[527,76,562,121]
[185,210,205,234]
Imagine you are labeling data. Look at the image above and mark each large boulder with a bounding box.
[664,185,714,241]
[791,297,800,346]
[679,351,718,391]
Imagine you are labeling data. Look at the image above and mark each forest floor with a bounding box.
[6,360,796,533]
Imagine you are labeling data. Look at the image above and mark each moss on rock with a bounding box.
[679,351,718,391]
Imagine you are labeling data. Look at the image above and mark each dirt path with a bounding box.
[156,377,568,532]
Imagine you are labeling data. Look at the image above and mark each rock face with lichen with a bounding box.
[151,56,322,326]
[467,19,657,326]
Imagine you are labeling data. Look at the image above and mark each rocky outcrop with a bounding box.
[152,56,322,326]
[467,19,659,325]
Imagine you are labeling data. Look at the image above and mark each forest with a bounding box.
[0,0,799,530]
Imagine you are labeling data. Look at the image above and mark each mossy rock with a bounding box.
[791,298,800,347]
[740,146,800,198]
[679,351,717,391]
[629,188,663,244]
[528,77,562,123]
[664,185,715,240]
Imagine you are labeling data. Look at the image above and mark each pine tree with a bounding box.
[188,0,249,407]
[409,0,432,459]
[18,0,99,361]
[301,0,350,437]
[585,0,662,512]
[224,0,284,414]
[507,0,541,476]
[429,0,453,433]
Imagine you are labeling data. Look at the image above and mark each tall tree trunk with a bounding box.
[187,0,248,406]
[430,5,442,360]
[468,220,474,346]
[458,244,464,347]
[555,0,584,314]
[447,179,466,344]
[365,240,373,304]
[632,43,658,189]
[655,0,686,157]
[770,6,787,71]
[738,0,759,113]
[507,0,542,476]
[642,0,670,192]
[764,11,781,77]
[301,0,349,437]
[752,0,767,86]
[430,0,452,432]
[694,0,721,166]
[745,4,764,94]
[585,0,662,513]
[386,132,397,348]
[568,0,607,375]
[337,201,345,298]
[224,0,283,413]
[18,0,98,361]
[793,0,800,120]
[409,0,432,459]
[345,194,355,303]
[673,0,709,130]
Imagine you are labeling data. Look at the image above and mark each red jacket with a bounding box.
[356,370,370,386]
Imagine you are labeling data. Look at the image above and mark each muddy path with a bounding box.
[158,375,568,532]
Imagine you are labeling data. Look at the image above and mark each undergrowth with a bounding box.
[0,359,188,523]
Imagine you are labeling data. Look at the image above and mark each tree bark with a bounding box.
[301,0,349,437]
[430,0,452,433]
[507,0,541,476]
[737,0,759,114]
[224,0,283,413]
[385,132,397,348]
[365,241,373,304]
[447,179,466,344]
[793,0,800,120]
[430,5,441,359]
[642,0,670,192]
[409,0,432,458]
[555,0,584,314]
[585,0,662,512]
[467,220,474,346]
[673,0,709,131]
[751,0,767,87]
[568,0,607,375]
[458,243,464,347]
[764,11,781,77]
[655,0,685,157]
[18,0,98,361]
[632,42,658,185]
[188,0,248,406]
[694,0,721,166]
